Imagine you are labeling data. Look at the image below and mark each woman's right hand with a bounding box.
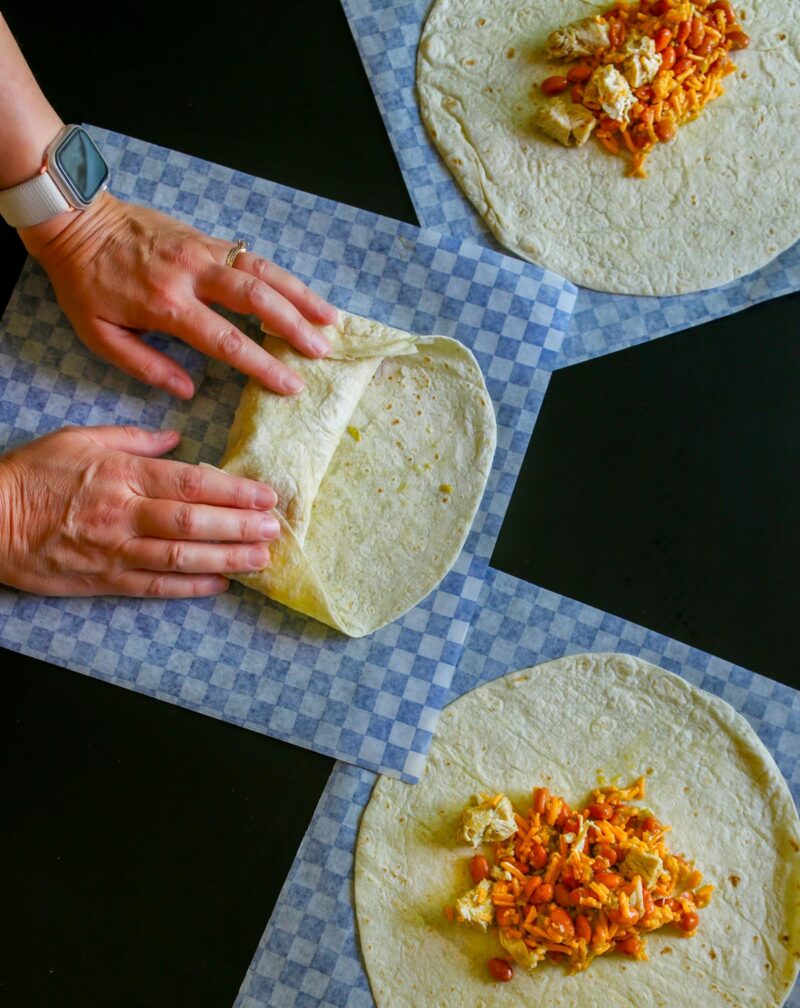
[0,424,279,598]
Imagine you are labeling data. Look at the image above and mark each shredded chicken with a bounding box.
[536,99,597,147]
[547,16,611,59]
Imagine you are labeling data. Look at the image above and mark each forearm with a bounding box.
[0,13,63,189]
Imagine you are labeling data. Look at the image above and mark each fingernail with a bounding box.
[156,428,178,441]
[259,516,280,539]
[253,485,276,509]
[309,333,331,356]
[167,375,193,399]
[247,547,269,570]
[280,371,304,394]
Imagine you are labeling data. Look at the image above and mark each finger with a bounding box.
[123,537,270,575]
[198,265,331,359]
[80,425,181,457]
[235,253,337,325]
[84,319,195,399]
[110,570,230,598]
[157,300,305,395]
[133,458,277,510]
[134,498,281,542]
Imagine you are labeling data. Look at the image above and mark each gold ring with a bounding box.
[225,239,248,268]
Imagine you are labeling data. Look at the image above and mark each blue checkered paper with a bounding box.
[341,0,800,365]
[235,566,800,1007]
[0,126,573,782]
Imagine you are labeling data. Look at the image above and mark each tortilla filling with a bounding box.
[536,1,750,177]
[446,777,714,979]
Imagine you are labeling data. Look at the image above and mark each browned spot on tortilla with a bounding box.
[709,949,717,959]
[506,47,516,58]
[729,874,741,887]
[660,946,672,954]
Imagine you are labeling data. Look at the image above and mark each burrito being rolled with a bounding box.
[220,310,496,636]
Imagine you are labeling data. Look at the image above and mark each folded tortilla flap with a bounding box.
[222,311,422,543]
[317,311,420,360]
[221,353,380,546]
[234,512,345,633]
[262,310,420,362]
[220,309,496,636]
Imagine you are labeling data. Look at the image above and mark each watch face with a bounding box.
[54,127,109,204]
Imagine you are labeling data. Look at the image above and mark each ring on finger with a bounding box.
[225,238,248,268]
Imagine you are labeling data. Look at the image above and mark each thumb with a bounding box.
[80,424,181,457]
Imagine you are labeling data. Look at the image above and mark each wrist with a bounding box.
[18,205,84,254]
[19,189,121,264]
[1,124,110,235]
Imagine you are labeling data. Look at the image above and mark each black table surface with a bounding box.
[1,3,799,1006]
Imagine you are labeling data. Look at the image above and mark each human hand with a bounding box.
[0,424,281,598]
[19,192,338,399]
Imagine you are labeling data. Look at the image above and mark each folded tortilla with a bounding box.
[417,0,800,295]
[355,653,800,1006]
[219,310,496,636]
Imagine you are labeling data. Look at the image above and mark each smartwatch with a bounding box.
[0,124,110,229]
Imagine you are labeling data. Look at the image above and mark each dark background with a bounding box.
[1,2,798,1006]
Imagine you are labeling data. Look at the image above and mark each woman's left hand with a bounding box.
[20,192,338,399]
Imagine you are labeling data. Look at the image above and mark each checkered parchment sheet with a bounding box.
[341,0,800,365]
[0,126,574,782]
[235,566,800,1007]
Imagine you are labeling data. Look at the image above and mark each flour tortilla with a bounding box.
[219,310,496,636]
[355,653,800,1006]
[417,0,800,295]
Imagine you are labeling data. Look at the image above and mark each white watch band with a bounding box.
[0,171,71,228]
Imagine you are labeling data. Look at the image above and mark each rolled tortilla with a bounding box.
[220,310,496,636]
